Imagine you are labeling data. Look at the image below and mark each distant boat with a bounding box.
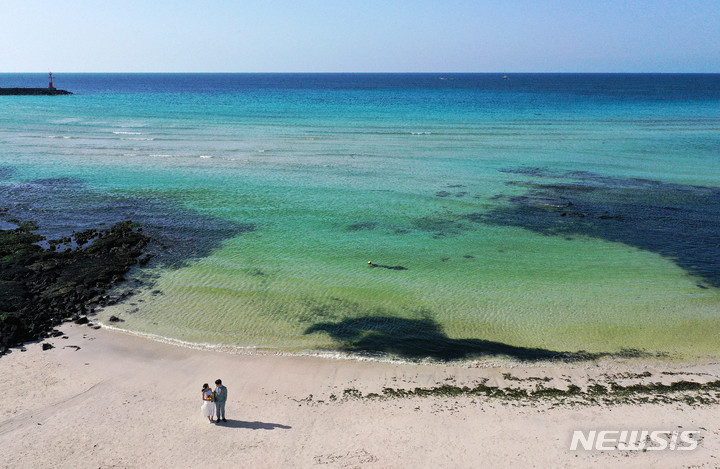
[502,75,509,80]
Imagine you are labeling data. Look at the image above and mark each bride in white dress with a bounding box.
[201,383,215,423]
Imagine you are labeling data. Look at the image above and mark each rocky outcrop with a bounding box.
[0,220,148,355]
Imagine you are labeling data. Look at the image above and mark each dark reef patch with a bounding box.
[0,176,253,269]
[0,166,15,180]
[476,168,720,287]
[346,221,378,231]
[411,215,465,238]
[498,167,550,178]
[304,315,624,361]
[31,177,85,186]
[435,190,467,198]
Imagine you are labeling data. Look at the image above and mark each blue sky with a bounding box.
[1,0,719,72]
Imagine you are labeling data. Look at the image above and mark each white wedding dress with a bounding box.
[201,390,215,418]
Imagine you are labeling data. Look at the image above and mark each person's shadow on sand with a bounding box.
[216,420,291,430]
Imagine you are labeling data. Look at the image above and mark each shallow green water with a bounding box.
[2,74,720,360]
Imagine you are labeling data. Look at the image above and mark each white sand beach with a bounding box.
[2,324,720,469]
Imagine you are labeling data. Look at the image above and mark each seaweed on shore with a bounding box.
[329,379,720,407]
[0,220,149,354]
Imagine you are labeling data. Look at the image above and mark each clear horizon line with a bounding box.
[3,71,720,75]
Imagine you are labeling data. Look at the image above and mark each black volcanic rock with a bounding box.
[0,220,149,354]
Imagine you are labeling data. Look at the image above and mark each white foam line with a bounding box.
[95,322,602,368]
[98,322,452,366]
[100,323,263,354]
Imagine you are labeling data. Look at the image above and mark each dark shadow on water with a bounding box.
[215,419,291,430]
[369,263,408,271]
[477,168,720,287]
[305,316,624,361]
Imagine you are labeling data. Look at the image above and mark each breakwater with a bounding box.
[0,88,72,95]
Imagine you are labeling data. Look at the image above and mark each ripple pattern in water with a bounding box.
[2,73,720,360]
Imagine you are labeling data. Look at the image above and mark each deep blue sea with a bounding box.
[2,73,720,361]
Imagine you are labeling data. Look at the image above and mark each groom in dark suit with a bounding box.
[214,379,228,423]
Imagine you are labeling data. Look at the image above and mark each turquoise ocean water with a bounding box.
[1,73,720,361]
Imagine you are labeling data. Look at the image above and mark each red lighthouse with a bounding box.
[48,72,55,89]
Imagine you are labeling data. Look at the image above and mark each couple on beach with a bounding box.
[201,379,228,423]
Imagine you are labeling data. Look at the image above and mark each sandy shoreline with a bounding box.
[2,325,720,468]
